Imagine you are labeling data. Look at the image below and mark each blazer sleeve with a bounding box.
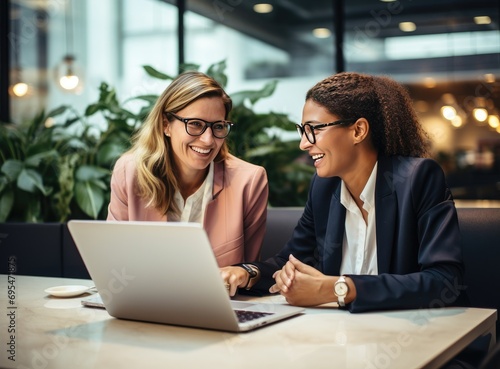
[107,155,131,221]
[346,158,465,312]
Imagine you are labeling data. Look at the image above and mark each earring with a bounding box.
[165,132,170,137]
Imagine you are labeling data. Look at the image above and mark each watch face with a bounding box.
[335,282,348,296]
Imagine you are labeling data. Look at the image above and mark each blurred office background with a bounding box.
[2,0,499,201]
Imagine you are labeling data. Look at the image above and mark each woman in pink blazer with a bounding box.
[107,71,268,275]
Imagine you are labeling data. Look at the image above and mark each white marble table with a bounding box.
[0,275,496,369]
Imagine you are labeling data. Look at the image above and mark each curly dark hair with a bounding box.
[305,72,430,157]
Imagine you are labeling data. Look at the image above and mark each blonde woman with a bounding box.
[107,71,268,282]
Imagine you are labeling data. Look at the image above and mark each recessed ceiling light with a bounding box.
[253,4,273,14]
[399,22,416,32]
[474,16,491,25]
[313,28,331,38]
[379,0,397,2]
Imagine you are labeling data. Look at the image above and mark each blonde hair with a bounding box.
[128,71,232,215]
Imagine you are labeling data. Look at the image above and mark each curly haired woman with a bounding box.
[227,72,466,313]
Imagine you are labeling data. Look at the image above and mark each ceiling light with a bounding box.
[473,108,488,122]
[399,22,416,32]
[488,115,500,129]
[313,28,331,38]
[451,116,464,128]
[55,0,83,93]
[253,4,273,14]
[11,82,29,97]
[441,106,457,120]
[56,54,82,91]
[474,16,491,25]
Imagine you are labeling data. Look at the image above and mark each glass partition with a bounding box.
[6,0,500,201]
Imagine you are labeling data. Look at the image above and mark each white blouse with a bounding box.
[167,162,214,224]
[339,162,378,275]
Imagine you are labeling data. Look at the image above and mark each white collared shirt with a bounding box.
[167,162,214,224]
[339,162,378,275]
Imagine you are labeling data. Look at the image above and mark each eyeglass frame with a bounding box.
[165,112,234,139]
[295,118,358,144]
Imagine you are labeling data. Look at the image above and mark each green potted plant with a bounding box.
[0,84,144,222]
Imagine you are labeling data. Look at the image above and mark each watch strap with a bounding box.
[335,276,348,307]
[239,263,260,290]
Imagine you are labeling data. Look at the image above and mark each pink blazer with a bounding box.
[107,153,269,267]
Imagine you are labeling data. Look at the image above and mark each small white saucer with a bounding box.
[44,285,93,298]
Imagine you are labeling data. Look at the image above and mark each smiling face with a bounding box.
[299,99,367,180]
[164,96,226,181]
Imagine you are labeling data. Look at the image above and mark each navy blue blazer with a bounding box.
[253,155,465,313]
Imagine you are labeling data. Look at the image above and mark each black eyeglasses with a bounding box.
[166,112,233,139]
[295,119,357,144]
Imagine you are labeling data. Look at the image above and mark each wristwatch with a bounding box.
[240,263,260,290]
[334,276,349,307]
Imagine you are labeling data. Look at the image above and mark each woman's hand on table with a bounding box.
[270,254,337,307]
[220,266,249,296]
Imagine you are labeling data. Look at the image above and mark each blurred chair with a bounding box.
[260,207,303,261]
[457,208,500,339]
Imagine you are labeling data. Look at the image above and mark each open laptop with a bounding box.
[67,220,304,332]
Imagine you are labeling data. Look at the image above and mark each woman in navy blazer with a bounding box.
[229,72,465,313]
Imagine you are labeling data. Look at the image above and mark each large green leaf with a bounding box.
[97,142,128,166]
[206,60,228,87]
[129,95,159,105]
[143,65,175,80]
[75,165,109,181]
[24,150,59,167]
[85,103,101,116]
[17,168,52,195]
[27,110,47,140]
[231,80,278,106]
[75,181,105,219]
[1,160,23,181]
[46,105,70,118]
[179,63,200,73]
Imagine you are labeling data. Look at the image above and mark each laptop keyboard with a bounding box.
[235,310,274,323]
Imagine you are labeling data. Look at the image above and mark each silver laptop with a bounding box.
[67,220,304,332]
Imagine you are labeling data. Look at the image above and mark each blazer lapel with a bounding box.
[212,160,224,199]
[375,156,397,273]
[204,161,224,231]
[323,183,345,275]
